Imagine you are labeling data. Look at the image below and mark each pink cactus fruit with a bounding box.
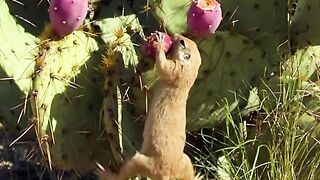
[145,32,173,59]
[187,0,222,37]
[49,0,88,37]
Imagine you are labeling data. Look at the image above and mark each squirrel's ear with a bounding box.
[179,39,187,49]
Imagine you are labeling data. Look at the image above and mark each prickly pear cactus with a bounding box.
[3,0,320,177]
[31,32,112,171]
[3,0,49,36]
[299,81,320,138]
[0,0,38,134]
[283,45,320,82]
[94,15,146,167]
[91,0,159,35]
[220,0,289,68]
[261,45,320,111]
[186,31,270,131]
[1,0,110,172]
[291,0,320,47]
[48,48,110,171]
[149,0,190,34]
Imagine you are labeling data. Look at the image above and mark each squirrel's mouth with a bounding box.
[169,34,189,62]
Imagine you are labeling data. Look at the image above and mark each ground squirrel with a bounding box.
[97,33,202,180]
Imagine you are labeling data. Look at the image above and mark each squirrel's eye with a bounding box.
[179,40,186,49]
[184,53,191,60]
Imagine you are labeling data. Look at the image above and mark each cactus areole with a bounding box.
[49,0,88,37]
[187,0,222,38]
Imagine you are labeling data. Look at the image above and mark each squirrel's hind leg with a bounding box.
[117,152,155,180]
[174,154,200,180]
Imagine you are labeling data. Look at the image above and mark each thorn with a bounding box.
[17,109,24,124]
[9,96,29,124]
[192,13,196,17]
[9,124,34,147]
[62,20,67,24]
[26,146,38,161]
[0,77,13,81]
[54,7,58,11]
[21,93,29,122]
[40,134,52,171]
[14,15,37,28]
[95,162,105,171]
[58,171,65,180]
[37,0,45,6]
[48,116,55,145]
[77,16,81,21]
[39,167,47,180]
[11,0,24,6]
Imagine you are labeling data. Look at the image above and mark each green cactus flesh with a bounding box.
[3,0,49,36]
[29,32,111,171]
[3,0,319,176]
[95,15,145,166]
[292,0,320,48]
[186,31,269,131]
[283,45,320,82]
[48,47,110,171]
[300,81,320,138]
[259,45,320,118]
[91,0,159,35]
[220,0,289,69]
[1,0,112,172]
[30,32,98,138]
[0,1,37,134]
[99,53,123,167]
[148,0,190,34]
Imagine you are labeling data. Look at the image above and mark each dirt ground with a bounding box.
[0,123,97,180]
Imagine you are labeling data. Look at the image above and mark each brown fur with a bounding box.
[97,34,202,180]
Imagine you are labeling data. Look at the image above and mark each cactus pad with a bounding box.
[283,45,320,81]
[94,15,145,165]
[149,0,190,34]
[292,0,320,47]
[28,31,110,171]
[220,0,289,68]
[186,31,269,131]
[0,1,37,133]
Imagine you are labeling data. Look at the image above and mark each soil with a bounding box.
[0,123,97,180]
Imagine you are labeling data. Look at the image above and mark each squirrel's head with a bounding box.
[168,34,202,88]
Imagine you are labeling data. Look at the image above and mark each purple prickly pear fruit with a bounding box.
[49,0,88,37]
[145,32,173,60]
[187,0,222,38]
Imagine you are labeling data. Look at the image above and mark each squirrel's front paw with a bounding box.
[153,31,165,51]
[155,31,165,43]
